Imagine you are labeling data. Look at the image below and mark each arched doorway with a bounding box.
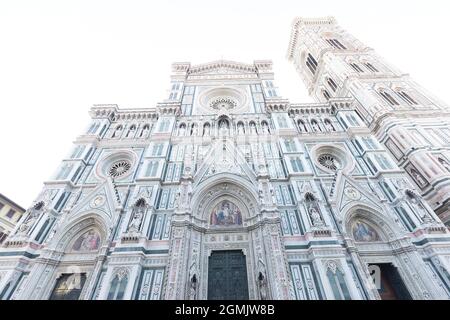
[346,209,413,300]
[165,174,292,300]
[46,216,106,300]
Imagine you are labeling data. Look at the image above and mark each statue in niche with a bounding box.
[311,121,321,132]
[203,124,210,136]
[189,274,197,300]
[191,124,198,136]
[258,183,265,205]
[406,191,434,224]
[269,188,277,205]
[18,202,45,235]
[127,126,136,137]
[174,189,181,209]
[258,271,268,300]
[250,122,257,135]
[127,199,146,233]
[141,125,150,137]
[219,120,229,136]
[237,123,245,135]
[112,125,123,138]
[409,168,426,186]
[178,124,186,136]
[325,120,335,131]
[309,206,324,227]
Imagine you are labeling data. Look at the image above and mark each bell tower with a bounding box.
[287,17,450,225]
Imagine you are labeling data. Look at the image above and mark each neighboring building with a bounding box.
[0,194,25,244]
[1,17,450,300]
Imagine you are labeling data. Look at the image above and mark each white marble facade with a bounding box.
[1,17,450,300]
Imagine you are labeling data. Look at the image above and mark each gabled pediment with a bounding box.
[194,139,257,186]
[329,172,382,213]
[67,178,121,222]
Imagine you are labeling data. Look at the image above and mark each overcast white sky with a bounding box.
[0,0,449,207]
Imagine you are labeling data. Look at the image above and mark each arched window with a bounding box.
[140,124,150,137]
[365,62,379,72]
[306,53,318,75]
[178,123,186,136]
[261,121,270,134]
[326,38,347,50]
[397,90,418,105]
[379,90,399,106]
[249,121,258,134]
[349,62,364,73]
[310,119,321,132]
[326,77,338,92]
[237,121,245,135]
[107,272,128,300]
[324,119,335,131]
[112,125,123,138]
[127,125,136,138]
[203,123,211,136]
[190,123,198,136]
[297,119,308,133]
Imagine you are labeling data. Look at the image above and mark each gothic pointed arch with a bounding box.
[190,173,259,223]
[50,211,109,252]
[342,204,402,242]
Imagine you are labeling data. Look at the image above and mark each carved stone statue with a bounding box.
[189,274,197,300]
[203,124,210,136]
[258,183,265,205]
[309,206,324,227]
[257,272,268,300]
[250,123,257,135]
[18,202,45,235]
[311,121,320,132]
[174,189,181,209]
[141,126,149,137]
[325,120,335,131]
[410,169,426,186]
[237,123,244,135]
[128,209,144,233]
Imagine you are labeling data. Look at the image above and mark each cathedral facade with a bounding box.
[1,17,450,300]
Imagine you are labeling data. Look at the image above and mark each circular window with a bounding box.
[108,160,132,178]
[318,154,341,171]
[311,144,353,174]
[209,97,237,110]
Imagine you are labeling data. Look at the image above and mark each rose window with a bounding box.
[209,97,237,110]
[108,160,132,178]
[318,154,341,171]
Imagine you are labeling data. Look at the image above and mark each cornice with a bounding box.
[287,16,337,60]
[288,97,354,116]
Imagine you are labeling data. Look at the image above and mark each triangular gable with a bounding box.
[330,172,382,213]
[68,178,121,222]
[194,139,257,186]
